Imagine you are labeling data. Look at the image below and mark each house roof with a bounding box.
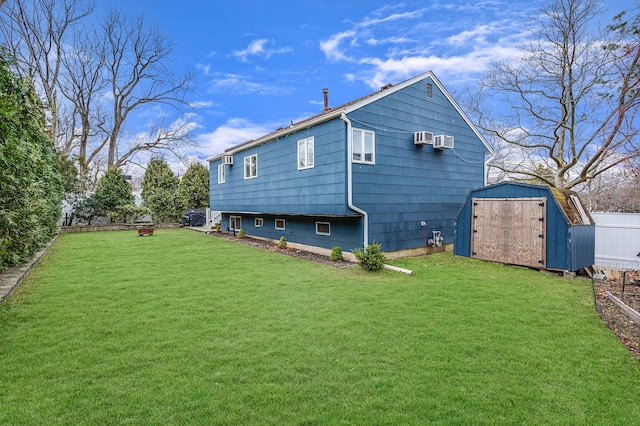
[207,71,493,162]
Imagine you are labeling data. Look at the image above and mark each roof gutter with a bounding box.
[341,112,369,248]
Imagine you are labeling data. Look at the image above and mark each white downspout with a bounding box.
[341,112,369,248]
[484,152,496,186]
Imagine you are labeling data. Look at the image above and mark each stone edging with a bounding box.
[0,235,57,303]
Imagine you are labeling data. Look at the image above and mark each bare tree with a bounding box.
[98,9,195,170]
[471,0,640,193]
[0,0,94,147]
[58,24,108,183]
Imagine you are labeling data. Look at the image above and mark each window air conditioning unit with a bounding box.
[221,155,233,165]
[433,135,454,149]
[414,131,434,145]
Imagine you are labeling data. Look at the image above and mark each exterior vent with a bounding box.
[414,131,434,145]
[434,135,454,149]
[221,155,233,165]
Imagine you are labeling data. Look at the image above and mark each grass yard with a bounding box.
[1,229,640,425]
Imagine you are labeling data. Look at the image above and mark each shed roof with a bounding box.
[468,182,593,225]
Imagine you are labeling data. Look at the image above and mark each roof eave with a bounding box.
[206,109,344,162]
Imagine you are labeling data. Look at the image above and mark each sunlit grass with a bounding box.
[1,229,639,424]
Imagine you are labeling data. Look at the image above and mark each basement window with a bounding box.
[255,218,263,227]
[316,222,330,236]
[275,218,286,230]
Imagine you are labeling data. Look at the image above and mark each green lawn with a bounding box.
[1,229,639,425]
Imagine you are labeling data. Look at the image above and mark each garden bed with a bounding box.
[211,232,355,268]
[593,270,640,360]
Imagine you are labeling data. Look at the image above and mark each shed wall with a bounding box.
[455,182,594,271]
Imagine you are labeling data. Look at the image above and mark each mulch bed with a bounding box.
[210,232,355,268]
[593,270,640,360]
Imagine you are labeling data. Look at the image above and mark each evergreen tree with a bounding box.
[142,158,181,223]
[94,168,134,215]
[178,162,209,210]
[0,47,63,269]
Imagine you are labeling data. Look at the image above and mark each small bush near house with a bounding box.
[237,229,246,239]
[352,242,386,272]
[277,236,287,250]
[330,247,343,262]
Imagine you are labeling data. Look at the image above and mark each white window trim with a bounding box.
[244,154,258,179]
[218,164,225,184]
[316,222,331,236]
[297,136,314,170]
[352,128,375,165]
[275,218,286,231]
[230,216,242,231]
[255,218,263,227]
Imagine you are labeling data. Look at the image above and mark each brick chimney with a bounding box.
[323,88,329,112]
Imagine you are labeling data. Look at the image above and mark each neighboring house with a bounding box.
[208,71,493,254]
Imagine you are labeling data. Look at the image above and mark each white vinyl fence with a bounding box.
[591,212,640,270]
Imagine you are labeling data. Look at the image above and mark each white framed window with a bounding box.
[218,164,225,184]
[352,128,375,164]
[255,218,263,227]
[244,154,258,179]
[275,218,286,230]
[316,222,330,236]
[230,216,242,231]
[298,137,314,170]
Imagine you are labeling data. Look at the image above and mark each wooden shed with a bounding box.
[454,182,595,272]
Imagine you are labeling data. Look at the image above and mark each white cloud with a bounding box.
[319,30,357,62]
[232,38,292,62]
[357,10,425,28]
[196,118,270,158]
[189,100,214,108]
[446,24,494,45]
[207,73,292,96]
[319,4,530,89]
[196,63,211,75]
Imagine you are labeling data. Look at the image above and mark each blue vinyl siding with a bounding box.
[454,182,595,271]
[220,213,363,251]
[210,119,349,216]
[348,77,487,251]
[209,73,490,253]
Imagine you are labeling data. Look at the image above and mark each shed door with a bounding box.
[471,198,546,268]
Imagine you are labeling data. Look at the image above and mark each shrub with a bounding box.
[108,204,151,223]
[277,236,287,249]
[352,242,386,272]
[330,246,343,262]
[237,229,246,239]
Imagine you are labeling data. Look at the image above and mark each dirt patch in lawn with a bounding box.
[211,232,356,268]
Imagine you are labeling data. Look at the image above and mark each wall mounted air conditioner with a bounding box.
[221,155,233,165]
[414,131,434,145]
[433,135,454,149]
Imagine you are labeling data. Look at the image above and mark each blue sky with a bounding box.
[98,0,626,174]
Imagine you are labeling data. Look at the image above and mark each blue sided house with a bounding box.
[208,71,493,255]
